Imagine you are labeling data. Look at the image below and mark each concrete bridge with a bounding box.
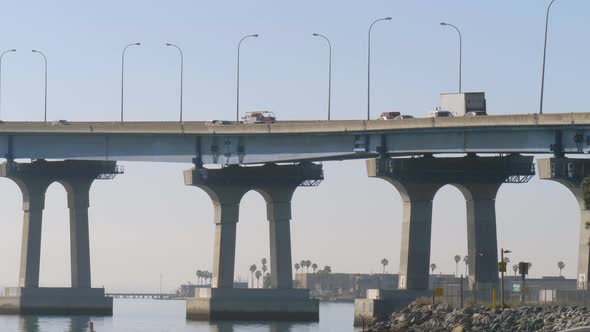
[0,113,589,320]
[1,113,589,164]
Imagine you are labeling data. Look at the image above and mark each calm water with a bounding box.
[0,300,361,332]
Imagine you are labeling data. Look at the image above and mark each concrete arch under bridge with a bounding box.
[0,159,122,315]
[183,162,324,320]
[538,157,590,290]
[0,177,23,290]
[366,154,536,292]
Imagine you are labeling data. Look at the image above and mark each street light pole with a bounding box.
[31,50,48,123]
[236,34,258,123]
[539,0,562,115]
[0,49,16,120]
[367,17,391,121]
[121,42,141,123]
[313,33,332,120]
[166,43,184,122]
[440,22,462,93]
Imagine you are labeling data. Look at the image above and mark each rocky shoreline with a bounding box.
[367,301,590,332]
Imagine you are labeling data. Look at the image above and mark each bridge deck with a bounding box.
[0,113,588,135]
[0,113,589,164]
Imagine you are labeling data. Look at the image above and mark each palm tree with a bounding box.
[558,261,565,276]
[454,255,461,277]
[255,270,262,288]
[294,263,301,287]
[300,260,306,273]
[305,260,312,273]
[263,272,271,288]
[323,266,332,273]
[512,264,518,276]
[430,263,437,274]
[261,257,267,266]
[249,264,257,288]
[312,263,318,273]
[380,258,389,274]
[196,270,202,285]
[463,256,469,276]
[262,263,268,278]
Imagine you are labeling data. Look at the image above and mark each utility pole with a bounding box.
[159,274,163,300]
[518,262,529,305]
[500,248,511,310]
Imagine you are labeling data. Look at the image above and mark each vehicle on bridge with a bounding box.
[440,92,487,116]
[394,114,414,120]
[465,111,487,116]
[206,120,232,126]
[242,111,276,124]
[51,119,70,125]
[378,111,401,120]
[429,109,454,118]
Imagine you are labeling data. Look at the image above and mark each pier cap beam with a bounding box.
[183,162,324,188]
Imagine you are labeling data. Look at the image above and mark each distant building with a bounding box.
[177,281,248,298]
[294,273,397,298]
[177,284,209,298]
[505,276,576,303]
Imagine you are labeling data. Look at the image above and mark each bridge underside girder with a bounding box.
[0,122,588,165]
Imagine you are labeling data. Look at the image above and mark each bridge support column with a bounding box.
[18,179,49,288]
[211,190,243,289]
[355,155,534,325]
[262,187,296,289]
[462,182,501,292]
[66,180,93,289]
[184,163,323,321]
[538,158,590,289]
[397,184,439,291]
[0,160,121,315]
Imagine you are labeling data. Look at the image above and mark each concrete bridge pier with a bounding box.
[16,177,48,289]
[184,163,323,321]
[0,159,121,315]
[355,155,534,324]
[395,182,439,291]
[461,182,502,293]
[209,188,244,289]
[260,185,298,289]
[538,157,590,289]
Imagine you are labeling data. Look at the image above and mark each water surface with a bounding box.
[0,300,360,332]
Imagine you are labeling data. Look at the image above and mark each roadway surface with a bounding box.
[0,112,588,135]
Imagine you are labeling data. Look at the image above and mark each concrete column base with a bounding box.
[0,287,112,315]
[186,288,319,321]
[353,289,431,326]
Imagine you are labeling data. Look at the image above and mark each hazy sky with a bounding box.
[0,0,588,292]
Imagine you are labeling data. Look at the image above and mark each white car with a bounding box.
[378,112,401,120]
[206,120,231,126]
[51,120,69,125]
